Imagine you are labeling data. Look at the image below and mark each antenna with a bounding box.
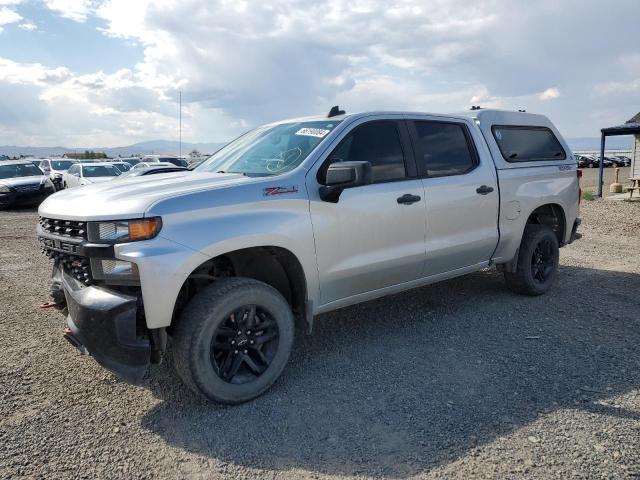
[179,90,182,158]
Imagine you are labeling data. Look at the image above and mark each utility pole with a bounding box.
[179,90,182,158]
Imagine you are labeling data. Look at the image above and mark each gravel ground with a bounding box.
[1,200,639,479]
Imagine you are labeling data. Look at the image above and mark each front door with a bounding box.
[309,120,427,305]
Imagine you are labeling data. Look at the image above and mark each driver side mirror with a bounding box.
[319,161,372,203]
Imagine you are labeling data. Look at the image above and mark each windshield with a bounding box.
[82,165,119,177]
[0,163,43,179]
[197,120,342,176]
[51,160,76,170]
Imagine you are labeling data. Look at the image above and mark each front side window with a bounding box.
[197,120,342,177]
[323,121,406,183]
[492,126,566,162]
[412,121,476,176]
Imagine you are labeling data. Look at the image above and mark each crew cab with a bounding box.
[38,108,581,404]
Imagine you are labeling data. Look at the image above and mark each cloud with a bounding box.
[0,6,21,31]
[2,0,640,145]
[45,0,94,22]
[539,87,560,101]
[18,21,36,30]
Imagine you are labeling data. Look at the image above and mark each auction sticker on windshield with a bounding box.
[295,128,330,138]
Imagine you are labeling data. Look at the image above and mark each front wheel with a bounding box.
[172,277,294,404]
[504,224,559,296]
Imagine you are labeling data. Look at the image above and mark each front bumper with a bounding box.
[60,268,150,383]
[0,187,53,207]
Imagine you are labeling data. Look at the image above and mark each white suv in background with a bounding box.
[62,162,120,188]
[38,158,78,190]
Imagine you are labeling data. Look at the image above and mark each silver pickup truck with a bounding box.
[38,108,581,404]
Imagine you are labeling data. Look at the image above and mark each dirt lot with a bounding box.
[580,165,632,197]
[1,199,639,479]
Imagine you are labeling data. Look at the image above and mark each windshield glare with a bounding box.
[0,164,43,179]
[197,120,342,176]
[83,165,119,177]
[51,160,76,170]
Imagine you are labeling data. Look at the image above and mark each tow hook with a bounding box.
[63,327,89,355]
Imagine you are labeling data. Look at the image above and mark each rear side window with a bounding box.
[492,126,566,162]
[324,121,406,183]
[412,121,477,176]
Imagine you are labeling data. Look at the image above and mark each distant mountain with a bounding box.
[566,137,633,151]
[1,136,633,158]
[0,140,227,158]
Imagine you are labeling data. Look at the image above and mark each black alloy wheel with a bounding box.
[531,238,555,284]
[211,305,280,384]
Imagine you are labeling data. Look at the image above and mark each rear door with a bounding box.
[406,117,499,276]
[309,118,427,305]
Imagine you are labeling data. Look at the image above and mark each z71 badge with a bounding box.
[263,185,299,196]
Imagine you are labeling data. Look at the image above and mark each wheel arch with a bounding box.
[525,202,567,245]
[170,245,311,334]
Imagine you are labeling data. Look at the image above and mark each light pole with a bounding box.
[179,90,182,158]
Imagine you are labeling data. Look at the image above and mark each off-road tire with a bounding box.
[172,277,294,404]
[504,224,559,296]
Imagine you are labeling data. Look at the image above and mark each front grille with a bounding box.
[42,249,92,285]
[39,217,86,240]
[15,183,41,193]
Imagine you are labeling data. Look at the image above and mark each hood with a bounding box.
[39,171,253,220]
[0,175,48,188]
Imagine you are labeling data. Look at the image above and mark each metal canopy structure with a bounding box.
[598,112,640,197]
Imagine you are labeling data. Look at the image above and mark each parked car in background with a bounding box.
[141,155,189,167]
[117,157,142,167]
[575,155,596,168]
[38,159,77,190]
[0,160,55,208]
[62,162,120,189]
[132,161,176,170]
[28,159,44,171]
[119,165,189,178]
[110,161,132,174]
[605,156,626,167]
[612,155,631,167]
[597,157,614,168]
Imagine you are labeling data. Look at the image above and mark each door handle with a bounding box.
[397,194,421,205]
[476,185,494,195]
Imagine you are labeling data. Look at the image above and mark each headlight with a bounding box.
[54,173,63,178]
[87,217,162,243]
[0,184,10,193]
[90,259,139,282]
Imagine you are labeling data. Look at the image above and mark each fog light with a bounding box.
[90,258,139,281]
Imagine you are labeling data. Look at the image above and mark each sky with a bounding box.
[0,0,638,147]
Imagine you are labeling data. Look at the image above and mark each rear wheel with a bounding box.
[172,277,294,404]
[504,224,559,296]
